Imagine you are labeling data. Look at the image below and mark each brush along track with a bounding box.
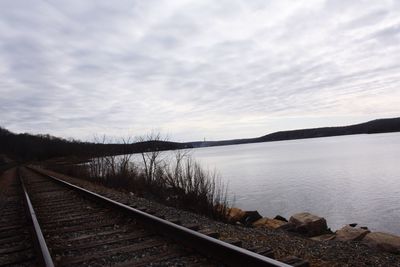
[0,168,37,266]
[20,167,290,267]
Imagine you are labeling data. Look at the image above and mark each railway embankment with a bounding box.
[31,167,400,266]
[3,166,290,266]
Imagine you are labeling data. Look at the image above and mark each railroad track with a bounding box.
[2,167,295,266]
[0,167,37,266]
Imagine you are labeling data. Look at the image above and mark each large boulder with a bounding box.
[253,217,288,230]
[227,208,246,222]
[242,211,262,226]
[227,208,262,226]
[363,232,400,254]
[289,212,328,237]
[335,225,370,241]
[274,215,288,222]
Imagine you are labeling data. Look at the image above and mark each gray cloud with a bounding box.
[1,0,399,141]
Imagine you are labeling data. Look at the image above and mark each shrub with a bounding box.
[49,151,231,220]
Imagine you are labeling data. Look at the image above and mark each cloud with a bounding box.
[0,0,399,141]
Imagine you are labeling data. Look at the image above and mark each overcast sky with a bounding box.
[1,0,399,142]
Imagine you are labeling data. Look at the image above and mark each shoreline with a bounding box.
[226,205,400,255]
[226,204,400,237]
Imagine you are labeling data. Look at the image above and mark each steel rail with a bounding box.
[0,162,17,175]
[28,166,291,267]
[18,168,55,267]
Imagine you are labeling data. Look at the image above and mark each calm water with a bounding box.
[188,133,400,234]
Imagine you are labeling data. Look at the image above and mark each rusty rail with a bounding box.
[18,168,55,267]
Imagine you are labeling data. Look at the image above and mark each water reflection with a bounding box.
[189,133,400,234]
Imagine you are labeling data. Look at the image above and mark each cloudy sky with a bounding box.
[1,0,399,141]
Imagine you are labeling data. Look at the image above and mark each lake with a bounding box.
[187,133,400,234]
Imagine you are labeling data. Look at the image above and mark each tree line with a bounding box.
[0,127,191,161]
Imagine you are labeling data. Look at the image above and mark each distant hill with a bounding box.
[258,117,400,142]
[1,117,399,161]
[0,127,190,161]
[188,117,400,148]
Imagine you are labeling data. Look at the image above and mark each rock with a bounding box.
[335,225,370,241]
[242,211,262,226]
[363,232,400,254]
[349,223,357,227]
[289,212,328,237]
[361,226,369,230]
[228,208,246,222]
[310,234,336,241]
[279,223,296,231]
[228,208,262,226]
[253,217,288,230]
[274,215,288,222]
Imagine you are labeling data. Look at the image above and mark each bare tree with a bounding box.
[49,131,231,219]
[118,136,133,176]
[136,132,168,184]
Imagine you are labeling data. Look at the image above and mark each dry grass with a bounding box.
[50,151,230,220]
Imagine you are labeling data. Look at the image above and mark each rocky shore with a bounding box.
[37,167,400,266]
[227,207,400,255]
